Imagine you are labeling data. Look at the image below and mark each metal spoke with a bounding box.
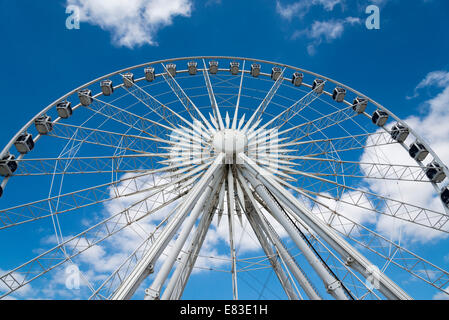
[243,67,286,132]
[161,63,214,132]
[50,122,166,155]
[202,59,225,130]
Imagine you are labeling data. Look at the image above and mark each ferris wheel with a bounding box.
[1,56,449,300]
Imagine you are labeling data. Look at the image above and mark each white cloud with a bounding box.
[296,17,360,55]
[408,70,449,99]
[66,0,193,48]
[433,287,449,300]
[276,0,343,20]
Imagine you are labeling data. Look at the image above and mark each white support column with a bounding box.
[240,168,349,300]
[244,200,300,300]
[161,198,218,300]
[145,170,224,300]
[227,168,239,300]
[111,154,225,300]
[242,189,322,300]
[237,171,320,300]
[239,153,411,300]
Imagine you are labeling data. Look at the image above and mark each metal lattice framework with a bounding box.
[1,56,449,300]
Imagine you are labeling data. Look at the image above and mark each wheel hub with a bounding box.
[212,129,247,156]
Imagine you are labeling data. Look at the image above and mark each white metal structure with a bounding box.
[1,57,449,300]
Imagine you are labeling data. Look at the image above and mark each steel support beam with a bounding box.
[237,171,321,299]
[145,170,224,299]
[161,199,218,300]
[244,199,300,300]
[241,186,322,300]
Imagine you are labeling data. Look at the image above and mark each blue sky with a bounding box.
[1,0,449,300]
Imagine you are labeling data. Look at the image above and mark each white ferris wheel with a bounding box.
[1,56,449,300]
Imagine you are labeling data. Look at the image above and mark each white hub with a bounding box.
[212,129,247,156]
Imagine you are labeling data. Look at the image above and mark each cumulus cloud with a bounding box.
[276,0,343,20]
[66,0,193,48]
[407,71,449,99]
[276,0,360,55]
[293,17,361,55]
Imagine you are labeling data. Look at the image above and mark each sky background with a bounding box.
[1,0,449,300]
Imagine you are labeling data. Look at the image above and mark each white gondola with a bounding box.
[209,61,219,74]
[312,79,325,93]
[100,80,114,96]
[251,64,261,77]
[292,72,303,87]
[14,132,34,154]
[271,67,282,81]
[166,64,176,77]
[0,153,18,177]
[34,115,53,135]
[372,110,389,127]
[187,61,197,75]
[426,161,446,183]
[409,141,429,162]
[122,73,134,88]
[230,61,239,75]
[390,123,409,143]
[441,187,449,208]
[332,87,346,102]
[78,89,92,106]
[145,67,155,82]
[352,97,368,114]
[56,101,73,119]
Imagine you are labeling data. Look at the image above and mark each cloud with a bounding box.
[66,0,193,48]
[433,287,449,300]
[205,0,222,7]
[294,17,361,55]
[407,71,449,99]
[276,0,343,20]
